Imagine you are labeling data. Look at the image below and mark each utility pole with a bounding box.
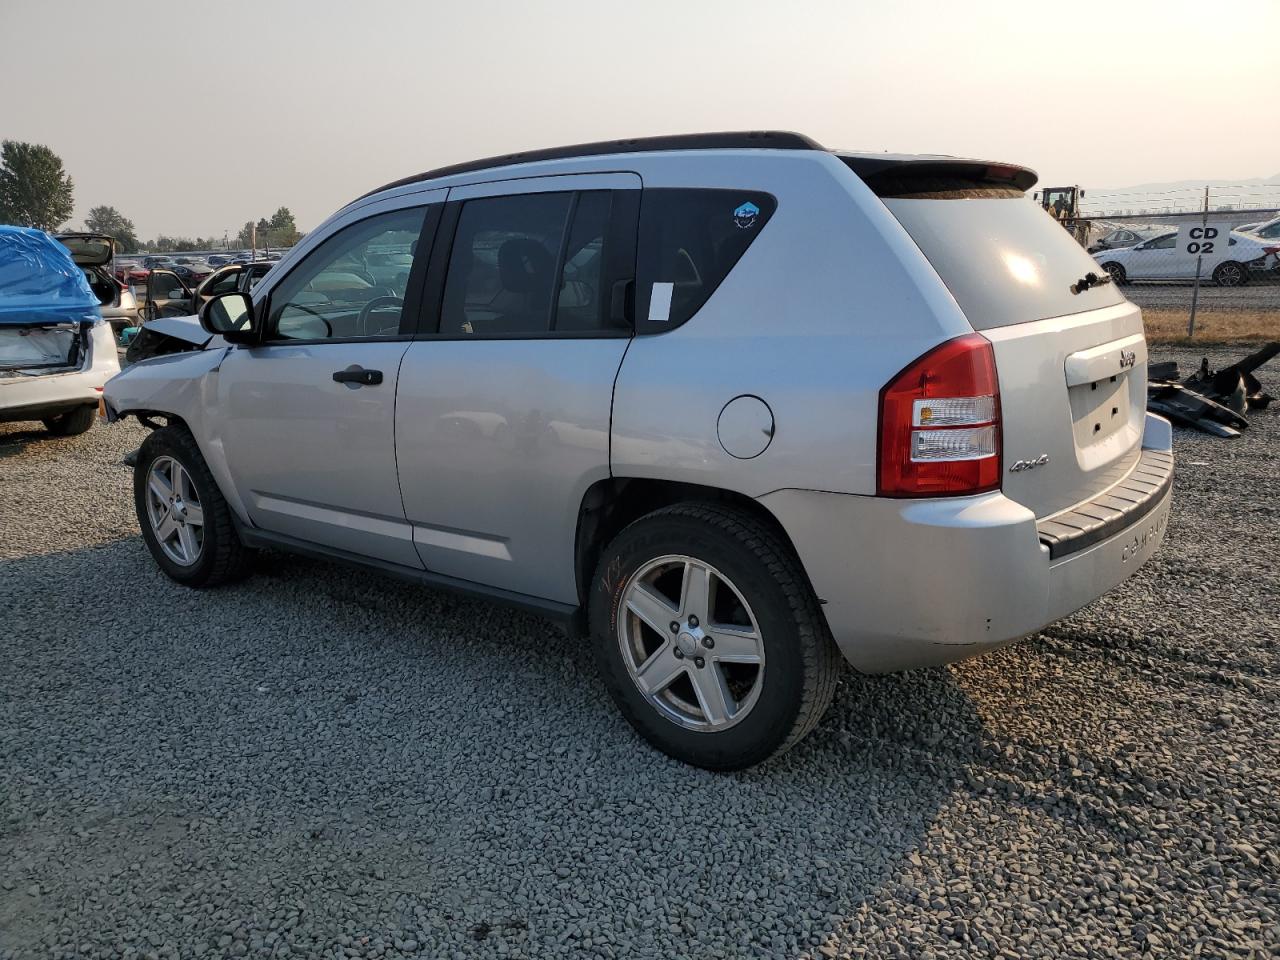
[1187,186,1209,338]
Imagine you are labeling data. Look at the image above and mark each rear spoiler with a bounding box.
[839,155,1038,196]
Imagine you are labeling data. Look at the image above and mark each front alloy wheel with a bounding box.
[619,555,766,730]
[144,455,205,565]
[133,426,254,587]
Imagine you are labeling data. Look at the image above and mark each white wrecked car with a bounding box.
[0,226,119,436]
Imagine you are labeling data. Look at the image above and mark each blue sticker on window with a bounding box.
[733,201,760,229]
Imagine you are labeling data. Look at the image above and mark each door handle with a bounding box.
[332,367,383,386]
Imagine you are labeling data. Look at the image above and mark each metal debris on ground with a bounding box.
[1147,342,1278,437]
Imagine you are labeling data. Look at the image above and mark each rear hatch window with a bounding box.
[880,191,1124,329]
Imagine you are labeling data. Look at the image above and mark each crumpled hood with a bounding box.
[142,314,216,347]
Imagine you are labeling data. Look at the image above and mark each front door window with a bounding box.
[266,208,426,341]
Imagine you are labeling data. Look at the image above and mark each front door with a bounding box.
[395,174,640,602]
[215,199,439,567]
[194,265,244,314]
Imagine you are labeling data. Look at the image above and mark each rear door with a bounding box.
[214,196,440,566]
[395,173,640,602]
[881,185,1149,518]
[144,269,193,319]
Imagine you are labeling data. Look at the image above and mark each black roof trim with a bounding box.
[840,155,1038,193]
[358,131,824,200]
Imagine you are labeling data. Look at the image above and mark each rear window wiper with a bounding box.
[1070,271,1113,295]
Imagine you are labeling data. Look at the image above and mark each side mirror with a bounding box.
[199,292,258,343]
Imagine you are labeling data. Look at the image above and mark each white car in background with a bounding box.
[1094,230,1280,286]
[1241,215,1280,242]
[1,227,120,437]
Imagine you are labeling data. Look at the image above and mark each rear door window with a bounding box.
[635,189,776,333]
[438,190,629,336]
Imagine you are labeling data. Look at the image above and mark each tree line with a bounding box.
[0,139,302,253]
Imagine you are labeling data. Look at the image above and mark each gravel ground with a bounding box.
[1,345,1277,960]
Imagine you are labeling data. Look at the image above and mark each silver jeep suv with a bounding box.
[103,132,1173,769]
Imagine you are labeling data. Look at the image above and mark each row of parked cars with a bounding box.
[1089,215,1280,286]
[45,238,284,334]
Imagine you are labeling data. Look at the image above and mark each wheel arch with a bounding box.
[573,477,812,608]
[118,405,252,528]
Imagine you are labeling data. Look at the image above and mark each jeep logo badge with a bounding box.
[1009,454,1050,473]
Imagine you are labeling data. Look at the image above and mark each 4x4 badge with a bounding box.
[733,202,760,229]
[1009,454,1050,473]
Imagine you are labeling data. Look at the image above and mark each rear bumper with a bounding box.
[0,375,102,423]
[0,322,120,424]
[760,415,1174,673]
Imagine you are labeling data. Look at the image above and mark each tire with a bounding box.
[42,405,96,436]
[1101,262,1127,285]
[589,502,841,770]
[1213,261,1247,287]
[134,425,254,587]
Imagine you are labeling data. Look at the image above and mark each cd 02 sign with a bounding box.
[1177,222,1232,262]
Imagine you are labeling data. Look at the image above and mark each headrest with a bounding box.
[498,238,554,295]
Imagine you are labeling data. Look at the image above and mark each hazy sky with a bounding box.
[3,0,1276,238]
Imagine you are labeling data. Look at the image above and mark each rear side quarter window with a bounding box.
[635,189,776,333]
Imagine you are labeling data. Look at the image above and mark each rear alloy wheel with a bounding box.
[1212,261,1247,287]
[42,405,96,437]
[1101,261,1127,285]
[590,503,840,770]
[618,555,766,732]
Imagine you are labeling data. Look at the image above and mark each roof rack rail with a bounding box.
[359,130,823,200]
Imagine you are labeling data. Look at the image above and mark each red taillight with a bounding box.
[877,333,1002,497]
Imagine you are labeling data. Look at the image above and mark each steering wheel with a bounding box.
[277,303,333,339]
[357,296,404,337]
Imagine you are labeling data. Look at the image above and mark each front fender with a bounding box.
[103,347,251,525]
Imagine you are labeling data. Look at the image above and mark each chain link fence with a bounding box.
[1034,186,1280,343]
